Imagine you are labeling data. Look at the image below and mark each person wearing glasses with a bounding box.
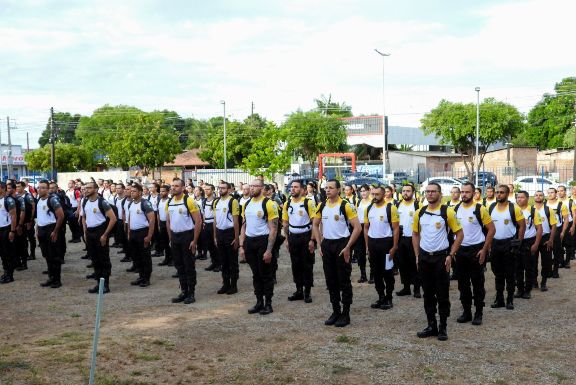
[489,185,525,310]
[448,187,461,207]
[412,182,463,341]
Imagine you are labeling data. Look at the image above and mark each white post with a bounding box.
[475,87,481,187]
[88,278,105,385]
[221,100,228,181]
[375,49,390,178]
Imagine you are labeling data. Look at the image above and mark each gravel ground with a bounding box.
[1,235,575,385]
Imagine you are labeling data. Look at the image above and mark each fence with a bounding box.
[182,169,284,188]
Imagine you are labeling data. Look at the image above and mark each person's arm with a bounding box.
[8,207,17,242]
[239,220,247,261]
[480,222,495,264]
[561,213,569,240]
[191,209,202,254]
[232,212,240,249]
[52,207,65,242]
[390,221,400,260]
[101,207,117,246]
[144,211,155,246]
[342,217,361,263]
[312,217,322,255]
[532,224,543,254]
[517,217,526,242]
[412,231,420,268]
[447,229,464,272]
[263,217,278,264]
[363,221,370,255]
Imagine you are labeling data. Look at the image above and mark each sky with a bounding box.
[1,0,575,149]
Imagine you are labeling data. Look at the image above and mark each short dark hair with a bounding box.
[486,186,495,192]
[291,180,305,188]
[219,181,232,189]
[86,181,98,189]
[428,182,442,192]
[172,178,185,187]
[116,183,125,189]
[18,181,26,188]
[401,184,415,192]
[160,184,170,191]
[517,190,529,198]
[132,183,143,192]
[359,184,370,191]
[499,184,510,195]
[475,188,482,194]
[327,179,341,189]
[39,179,50,187]
[461,182,474,191]
[547,187,557,193]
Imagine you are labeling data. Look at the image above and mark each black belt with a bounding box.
[216,227,234,232]
[419,248,449,257]
[130,227,148,232]
[87,223,107,231]
[494,237,513,243]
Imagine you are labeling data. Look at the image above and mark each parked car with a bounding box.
[345,177,390,188]
[343,171,369,182]
[420,177,462,196]
[457,172,497,188]
[392,171,414,185]
[513,176,559,195]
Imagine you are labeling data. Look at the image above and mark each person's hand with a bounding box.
[26,222,32,231]
[477,249,486,265]
[530,243,538,255]
[144,235,151,247]
[308,240,315,254]
[341,246,351,263]
[545,239,553,251]
[16,226,23,236]
[560,231,565,241]
[100,234,108,247]
[389,246,398,260]
[263,250,272,264]
[239,247,245,261]
[50,231,58,242]
[445,255,452,272]
[189,240,197,254]
[8,231,15,242]
[231,238,239,250]
[571,227,575,236]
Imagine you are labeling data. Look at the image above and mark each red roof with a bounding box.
[164,149,210,167]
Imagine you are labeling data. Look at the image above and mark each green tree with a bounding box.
[38,112,83,147]
[241,123,291,179]
[282,110,348,171]
[421,98,524,178]
[25,143,95,172]
[314,94,353,117]
[76,105,182,175]
[523,77,576,149]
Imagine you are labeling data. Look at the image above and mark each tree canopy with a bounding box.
[38,112,83,147]
[421,98,524,176]
[25,143,95,172]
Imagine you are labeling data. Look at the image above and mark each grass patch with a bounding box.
[132,352,161,362]
[130,371,143,376]
[150,339,174,349]
[550,371,569,383]
[96,375,157,385]
[0,360,32,373]
[70,313,81,318]
[255,358,282,370]
[332,364,352,375]
[335,335,357,344]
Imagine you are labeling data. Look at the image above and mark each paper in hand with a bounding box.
[385,254,394,270]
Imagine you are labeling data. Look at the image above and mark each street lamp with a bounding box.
[375,49,390,178]
[475,87,481,187]
[220,100,227,182]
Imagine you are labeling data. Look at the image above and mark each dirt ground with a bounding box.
[1,235,576,385]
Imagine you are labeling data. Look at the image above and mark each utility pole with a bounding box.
[6,117,13,178]
[26,132,30,175]
[251,102,254,116]
[220,101,227,181]
[50,107,55,181]
[374,49,391,177]
[572,99,576,181]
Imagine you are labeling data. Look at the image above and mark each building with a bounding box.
[0,144,29,181]
[161,148,211,182]
[388,151,464,183]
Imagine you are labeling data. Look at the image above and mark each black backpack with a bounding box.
[316,199,349,226]
[365,201,393,232]
[244,197,271,222]
[166,195,197,224]
[417,204,449,233]
[57,190,72,213]
[454,202,487,235]
[488,201,518,229]
[213,196,236,222]
[82,196,108,217]
[286,197,312,230]
[526,206,536,229]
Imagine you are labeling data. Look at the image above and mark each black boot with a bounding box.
[172,292,188,303]
[491,292,505,308]
[288,287,304,301]
[506,293,514,310]
[40,278,54,287]
[437,317,448,341]
[217,278,230,294]
[248,297,264,314]
[540,278,548,292]
[380,297,393,310]
[521,290,531,299]
[335,304,350,327]
[304,287,312,303]
[0,274,14,284]
[227,280,238,295]
[396,286,411,296]
[184,292,196,304]
[368,271,374,284]
[417,315,438,338]
[472,308,483,326]
[324,303,341,326]
[205,263,216,271]
[259,298,273,315]
[456,305,472,323]
[371,295,384,309]
[358,267,367,283]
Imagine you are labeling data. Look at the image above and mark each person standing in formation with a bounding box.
[81,182,117,293]
[282,180,316,303]
[167,179,203,304]
[354,184,372,284]
[0,182,17,284]
[395,184,421,298]
[557,185,575,269]
[213,181,240,295]
[240,179,279,315]
[448,187,461,207]
[312,179,362,328]
[364,186,400,310]
[514,191,542,300]
[157,185,173,267]
[66,180,82,243]
[533,191,556,291]
[202,184,220,272]
[412,182,463,341]
[489,184,525,310]
[127,184,156,287]
[36,180,65,288]
[546,187,568,278]
[16,182,36,265]
[483,186,496,207]
[453,183,495,326]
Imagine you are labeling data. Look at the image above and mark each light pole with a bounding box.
[475,87,481,187]
[375,49,390,178]
[220,100,228,181]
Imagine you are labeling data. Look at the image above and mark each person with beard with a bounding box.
[16,182,35,264]
[557,185,574,268]
[201,184,220,272]
[7,182,28,272]
[312,179,362,328]
[282,179,316,303]
[483,186,496,207]
[48,182,68,263]
[395,184,421,298]
[488,185,525,310]
[36,180,65,288]
[514,191,542,300]
[364,186,400,310]
[157,185,173,267]
[127,184,156,287]
[66,180,82,243]
[0,182,18,284]
[453,183,495,326]
[533,191,556,291]
[412,182,463,341]
[448,187,461,207]
[240,179,279,315]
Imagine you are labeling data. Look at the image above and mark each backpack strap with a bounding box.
[528,206,535,229]
[440,204,449,233]
[339,199,349,226]
[262,197,269,222]
[474,203,484,228]
[454,202,462,213]
[557,202,564,224]
[386,202,392,231]
[544,204,551,225]
[488,201,497,215]
[509,202,518,229]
